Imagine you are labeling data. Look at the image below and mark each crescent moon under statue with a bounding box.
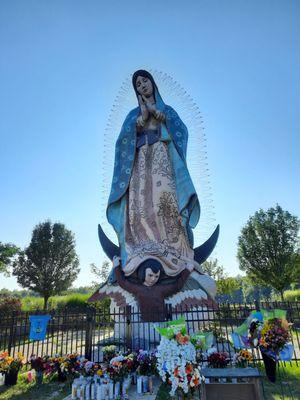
[98,223,219,265]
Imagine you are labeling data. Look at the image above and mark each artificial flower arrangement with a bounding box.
[155,318,206,399]
[136,350,157,376]
[206,350,229,369]
[232,349,253,368]
[231,309,293,382]
[102,345,117,363]
[108,354,134,382]
[0,351,25,385]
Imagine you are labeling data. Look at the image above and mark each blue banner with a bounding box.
[29,315,51,341]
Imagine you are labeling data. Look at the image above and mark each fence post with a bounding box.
[85,310,94,360]
[165,303,172,321]
[7,316,15,355]
[254,300,260,311]
[125,305,132,350]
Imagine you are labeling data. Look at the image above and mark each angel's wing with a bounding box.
[165,270,217,311]
[88,282,138,309]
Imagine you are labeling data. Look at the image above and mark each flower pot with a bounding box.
[36,370,43,385]
[5,370,18,386]
[57,370,67,382]
[261,351,277,383]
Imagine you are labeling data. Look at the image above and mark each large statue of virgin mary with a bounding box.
[91,70,219,321]
[107,70,201,277]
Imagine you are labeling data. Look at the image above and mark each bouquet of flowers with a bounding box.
[108,355,132,382]
[207,351,229,368]
[30,355,45,372]
[155,318,204,397]
[136,350,157,376]
[232,309,293,382]
[103,345,117,362]
[259,318,291,355]
[0,352,25,385]
[0,351,24,374]
[233,349,253,368]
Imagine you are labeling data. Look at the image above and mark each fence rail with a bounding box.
[0,302,299,364]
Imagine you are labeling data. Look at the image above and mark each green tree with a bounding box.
[0,242,19,275]
[202,258,226,281]
[242,276,272,302]
[217,277,240,296]
[237,205,300,301]
[13,221,80,310]
[90,260,110,287]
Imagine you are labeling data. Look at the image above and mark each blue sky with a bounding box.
[1,0,299,290]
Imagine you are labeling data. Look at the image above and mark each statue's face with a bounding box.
[143,267,160,286]
[135,76,153,98]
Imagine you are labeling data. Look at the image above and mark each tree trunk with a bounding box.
[43,296,49,310]
[280,290,284,302]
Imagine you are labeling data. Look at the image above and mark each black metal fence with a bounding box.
[0,302,299,365]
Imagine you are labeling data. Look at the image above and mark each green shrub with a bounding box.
[21,296,58,311]
[284,289,300,301]
[0,295,22,315]
[56,293,90,310]
[20,292,110,312]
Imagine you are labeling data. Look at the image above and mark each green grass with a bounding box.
[283,289,300,302]
[0,373,70,400]
[260,362,300,400]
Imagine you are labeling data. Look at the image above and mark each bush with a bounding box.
[19,292,110,313]
[0,295,22,315]
[56,293,90,311]
[284,289,300,301]
[21,296,55,311]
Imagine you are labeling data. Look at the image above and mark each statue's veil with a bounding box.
[100,70,216,253]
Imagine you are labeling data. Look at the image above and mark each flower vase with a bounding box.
[261,351,277,383]
[122,376,131,396]
[131,371,137,385]
[57,369,67,382]
[142,375,149,393]
[0,373,5,386]
[137,376,143,394]
[108,381,114,400]
[114,381,121,397]
[5,370,18,386]
[176,389,186,400]
[176,389,194,400]
[148,375,154,394]
[36,370,43,385]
